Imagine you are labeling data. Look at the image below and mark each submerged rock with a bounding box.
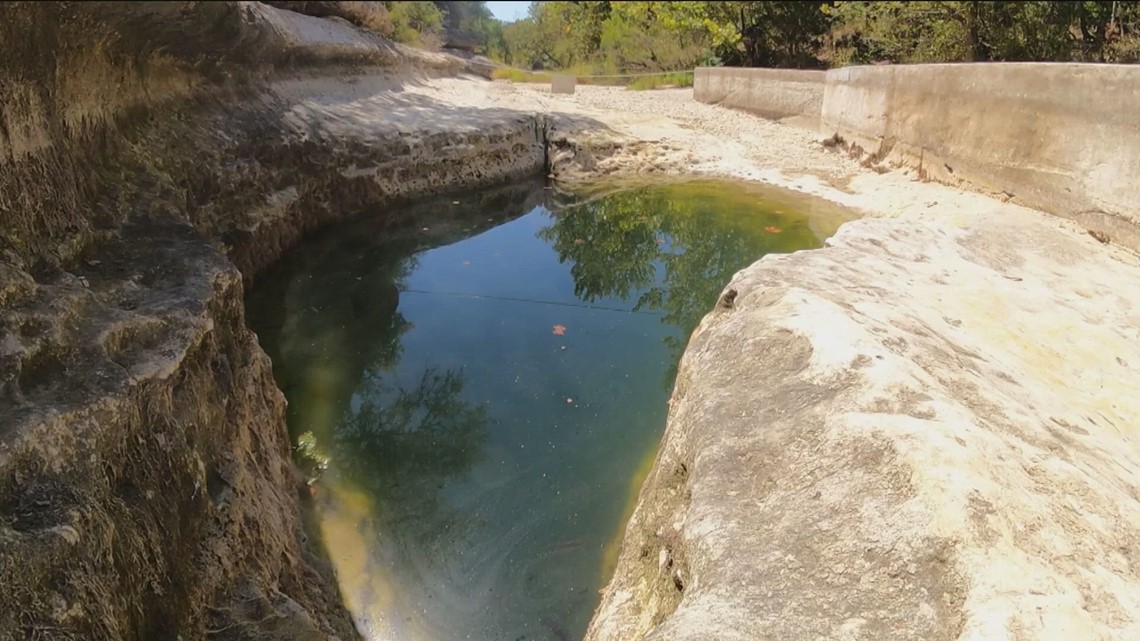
[589,215,1140,641]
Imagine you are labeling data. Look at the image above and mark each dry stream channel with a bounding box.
[247,178,855,641]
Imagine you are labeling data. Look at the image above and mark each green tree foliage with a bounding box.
[490,0,1140,70]
[538,183,821,384]
[601,3,712,71]
[434,1,506,56]
[387,1,445,48]
[825,1,1140,64]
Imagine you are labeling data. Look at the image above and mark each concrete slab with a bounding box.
[551,75,576,94]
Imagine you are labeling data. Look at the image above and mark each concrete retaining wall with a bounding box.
[822,63,1140,245]
[694,67,824,122]
[697,63,1140,247]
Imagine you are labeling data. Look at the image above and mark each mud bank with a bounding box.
[0,4,595,639]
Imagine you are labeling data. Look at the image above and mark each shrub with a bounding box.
[388,1,444,49]
[490,68,553,83]
[626,72,694,91]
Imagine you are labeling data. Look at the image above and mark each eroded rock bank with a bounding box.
[0,3,588,639]
[588,213,1140,641]
[504,81,1140,640]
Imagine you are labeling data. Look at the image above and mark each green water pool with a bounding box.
[246,178,852,641]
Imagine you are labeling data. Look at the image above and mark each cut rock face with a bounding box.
[588,215,1140,641]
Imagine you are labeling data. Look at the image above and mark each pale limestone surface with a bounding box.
[586,212,1140,641]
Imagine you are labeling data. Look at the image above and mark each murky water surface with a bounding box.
[247,179,852,641]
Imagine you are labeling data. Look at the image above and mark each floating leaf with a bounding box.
[552,324,567,336]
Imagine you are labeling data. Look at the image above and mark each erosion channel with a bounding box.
[246,179,854,640]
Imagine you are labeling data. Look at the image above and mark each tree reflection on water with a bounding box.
[246,178,847,640]
[335,365,489,547]
[539,181,823,383]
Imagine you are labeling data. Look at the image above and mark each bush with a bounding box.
[490,68,553,83]
[626,72,695,91]
[388,1,444,49]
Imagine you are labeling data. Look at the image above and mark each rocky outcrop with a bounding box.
[262,1,395,37]
[0,3,559,639]
[587,212,1140,641]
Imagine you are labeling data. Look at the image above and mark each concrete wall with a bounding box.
[822,63,1140,244]
[694,67,824,122]
[698,63,1140,248]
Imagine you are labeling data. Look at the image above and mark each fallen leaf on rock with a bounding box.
[552,324,567,336]
[765,226,782,234]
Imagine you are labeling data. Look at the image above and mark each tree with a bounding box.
[434,1,505,54]
[494,0,1140,70]
[387,1,445,48]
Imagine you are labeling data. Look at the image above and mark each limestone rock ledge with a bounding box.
[0,2,556,639]
[587,215,1140,641]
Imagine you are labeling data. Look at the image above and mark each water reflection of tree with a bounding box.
[539,184,820,383]
[332,366,489,548]
[250,184,551,564]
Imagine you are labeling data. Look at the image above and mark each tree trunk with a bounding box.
[965,1,981,61]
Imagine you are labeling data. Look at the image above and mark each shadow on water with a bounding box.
[246,177,854,641]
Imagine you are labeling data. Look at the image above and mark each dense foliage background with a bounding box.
[360,1,1140,71]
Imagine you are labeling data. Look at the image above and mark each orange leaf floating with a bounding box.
[552,324,567,336]
[765,226,782,234]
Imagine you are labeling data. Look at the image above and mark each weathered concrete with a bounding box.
[587,211,1140,641]
[552,75,578,94]
[694,67,824,124]
[696,63,1140,250]
[821,64,1140,249]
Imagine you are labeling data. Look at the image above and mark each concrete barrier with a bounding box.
[551,75,576,94]
[822,63,1140,242]
[696,63,1140,247]
[694,67,824,123]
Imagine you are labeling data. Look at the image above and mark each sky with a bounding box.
[485,1,531,23]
